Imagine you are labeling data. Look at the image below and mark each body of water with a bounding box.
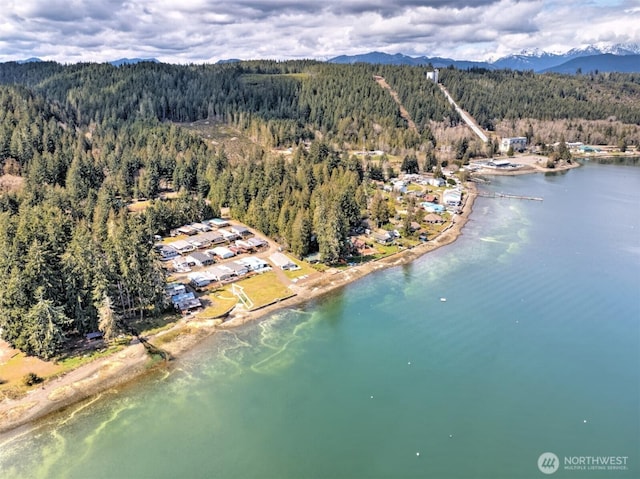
[1,161,638,478]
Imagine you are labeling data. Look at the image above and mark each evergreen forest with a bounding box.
[0,59,638,359]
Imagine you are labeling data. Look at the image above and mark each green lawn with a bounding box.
[234,272,293,309]
[283,257,317,280]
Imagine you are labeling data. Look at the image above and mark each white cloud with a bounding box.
[0,0,636,63]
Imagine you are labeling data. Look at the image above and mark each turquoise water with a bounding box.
[1,161,638,478]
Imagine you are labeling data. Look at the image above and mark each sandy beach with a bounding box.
[0,168,532,435]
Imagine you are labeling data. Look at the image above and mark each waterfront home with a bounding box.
[269,252,298,270]
[373,229,394,245]
[443,189,462,207]
[207,266,235,282]
[425,213,445,224]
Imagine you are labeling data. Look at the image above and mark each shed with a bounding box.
[269,252,298,270]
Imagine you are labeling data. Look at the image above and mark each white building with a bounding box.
[269,252,298,270]
[500,137,527,153]
[426,69,439,83]
[443,189,462,207]
[210,246,235,259]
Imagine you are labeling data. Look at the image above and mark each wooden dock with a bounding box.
[478,191,543,201]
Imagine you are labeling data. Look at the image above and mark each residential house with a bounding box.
[443,189,462,207]
[237,256,271,272]
[156,245,179,261]
[247,237,267,248]
[186,252,215,267]
[269,252,298,270]
[218,228,240,242]
[425,213,445,224]
[373,229,394,244]
[207,218,229,228]
[230,225,252,237]
[210,246,235,259]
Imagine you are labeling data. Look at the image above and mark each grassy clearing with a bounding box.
[55,343,127,372]
[240,73,309,84]
[234,272,292,309]
[196,292,238,319]
[283,257,317,280]
[130,312,180,335]
[127,200,152,213]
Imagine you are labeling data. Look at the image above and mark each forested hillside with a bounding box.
[438,68,640,131]
[0,60,638,359]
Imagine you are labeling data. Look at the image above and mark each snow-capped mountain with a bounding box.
[492,43,640,71]
[327,43,639,73]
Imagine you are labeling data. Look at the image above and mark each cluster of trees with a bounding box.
[208,142,367,262]
[439,68,640,139]
[0,86,213,359]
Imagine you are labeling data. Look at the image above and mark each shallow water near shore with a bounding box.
[1,161,638,478]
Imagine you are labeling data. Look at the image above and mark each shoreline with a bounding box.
[0,163,538,436]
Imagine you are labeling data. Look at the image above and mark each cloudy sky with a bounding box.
[1,0,638,63]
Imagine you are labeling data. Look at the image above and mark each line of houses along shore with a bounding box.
[155,218,300,314]
[156,168,472,314]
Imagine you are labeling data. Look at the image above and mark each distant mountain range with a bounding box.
[328,43,640,73]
